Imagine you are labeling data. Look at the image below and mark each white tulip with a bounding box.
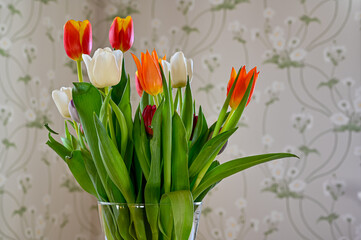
[170,51,193,88]
[82,47,123,88]
[52,87,72,118]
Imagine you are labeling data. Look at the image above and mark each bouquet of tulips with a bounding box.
[46,16,296,240]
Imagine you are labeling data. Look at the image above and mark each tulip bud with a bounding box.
[131,50,163,96]
[227,66,259,109]
[142,105,156,136]
[109,16,134,52]
[63,20,92,61]
[135,71,143,97]
[68,100,80,123]
[52,87,72,119]
[170,51,193,88]
[82,47,123,88]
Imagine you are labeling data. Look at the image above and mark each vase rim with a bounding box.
[98,201,202,207]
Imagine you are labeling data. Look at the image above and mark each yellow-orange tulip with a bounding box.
[131,50,164,96]
[63,20,92,61]
[109,16,134,52]
[227,66,259,109]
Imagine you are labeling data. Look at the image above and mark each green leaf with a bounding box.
[110,100,128,158]
[65,151,97,196]
[171,112,190,191]
[194,161,220,202]
[160,63,173,194]
[72,82,122,202]
[190,106,208,148]
[133,107,151,179]
[140,92,150,112]
[93,114,135,203]
[212,68,242,138]
[189,128,237,178]
[99,89,113,126]
[111,58,128,105]
[181,79,194,140]
[144,103,163,239]
[159,191,194,240]
[46,133,71,161]
[192,153,298,199]
[44,123,58,134]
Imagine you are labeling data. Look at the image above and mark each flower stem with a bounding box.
[177,88,182,113]
[153,95,159,107]
[76,60,83,83]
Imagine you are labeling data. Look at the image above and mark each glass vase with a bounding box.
[98,202,202,240]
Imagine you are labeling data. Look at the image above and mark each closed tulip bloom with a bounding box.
[82,47,123,88]
[109,16,134,52]
[52,87,72,118]
[227,66,259,109]
[135,71,143,97]
[170,51,193,88]
[63,20,92,61]
[68,100,80,123]
[131,50,163,96]
[161,60,171,79]
[142,105,157,136]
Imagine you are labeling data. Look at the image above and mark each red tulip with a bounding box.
[135,71,143,97]
[190,114,198,140]
[131,50,164,96]
[227,66,259,109]
[63,20,92,61]
[142,105,157,136]
[109,16,134,52]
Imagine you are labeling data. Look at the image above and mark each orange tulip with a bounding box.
[109,16,134,52]
[131,50,164,96]
[63,20,92,61]
[227,66,259,109]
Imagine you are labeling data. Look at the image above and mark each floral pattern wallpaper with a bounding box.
[0,0,360,239]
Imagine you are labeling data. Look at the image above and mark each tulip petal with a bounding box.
[92,50,121,88]
[52,90,71,118]
[82,54,95,84]
[170,51,187,88]
[186,59,193,82]
[63,20,82,60]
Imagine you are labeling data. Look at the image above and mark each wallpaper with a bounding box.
[0,0,360,240]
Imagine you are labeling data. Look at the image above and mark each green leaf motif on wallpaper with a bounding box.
[2,138,16,149]
[334,122,361,133]
[317,78,339,89]
[300,15,321,25]
[60,178,83,193]
[198,84,214,93]
[13,206,27,217]
[0,49,9,57]
[211,0,250,11]
[264,227,278,237]
[64,60,78,74]
[263,55,304,69]
[18,75,31,84]
[36,0,57,4]
[8,4,21,15]
[317,213,339,224]
[262,183,303,199]
[299,145,320,156]
[233,36,246,44]
[201,206,212,216]
[182,25,199,35]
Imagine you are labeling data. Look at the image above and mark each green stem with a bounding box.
[153,95,159,107]
[77,60,83,83]
[177,88,183,113]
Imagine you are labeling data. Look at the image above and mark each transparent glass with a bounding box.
[98,202,202,240]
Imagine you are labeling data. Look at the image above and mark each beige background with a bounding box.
[0,0,360,239]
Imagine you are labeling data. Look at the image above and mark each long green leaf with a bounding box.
[159,190,194,240]
[65,151,96,196]
[93,113,135,203]
[144,103,163,240]
[159,64,172,194]
[181,79,193,140]
[73,82,123,203]
[189,128,237,178]
[46,133,71,161]
[171,112,189,191]
[133,107,151,180]
[110,99,128,158]
[192,153,298,199]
